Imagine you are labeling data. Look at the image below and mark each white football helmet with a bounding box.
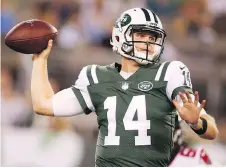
[110,8,166,64]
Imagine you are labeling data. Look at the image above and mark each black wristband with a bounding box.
[191,117,208,135]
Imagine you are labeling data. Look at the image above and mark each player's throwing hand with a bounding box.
[173,91,206,125]
[32,39,53,61]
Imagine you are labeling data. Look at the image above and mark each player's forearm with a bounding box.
[31,58,54,116]
[191,114,218,140]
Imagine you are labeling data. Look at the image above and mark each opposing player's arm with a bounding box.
[31,40,94,116]
[166,61,218,140]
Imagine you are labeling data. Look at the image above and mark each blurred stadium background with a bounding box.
[1,0,226,166]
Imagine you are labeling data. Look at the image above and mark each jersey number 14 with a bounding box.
[104,95,151,146]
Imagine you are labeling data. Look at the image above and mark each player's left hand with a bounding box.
[173,91,206,124]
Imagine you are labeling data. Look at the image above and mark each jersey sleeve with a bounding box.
[165,61,193,101]
[53,66,95,116]
[71,66,95,114]
[165,61,207,118]
[52,88,84,116]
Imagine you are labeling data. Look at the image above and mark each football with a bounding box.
[4,19,58,54]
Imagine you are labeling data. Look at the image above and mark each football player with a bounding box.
[169,117,213,167]
[31,8,218,167]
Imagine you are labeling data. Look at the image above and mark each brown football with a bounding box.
[5,19,58,54]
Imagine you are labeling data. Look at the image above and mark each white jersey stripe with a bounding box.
[155,62,166,81]
[75,66,95,112]
[80,87,95,112]
[91,65,99,84]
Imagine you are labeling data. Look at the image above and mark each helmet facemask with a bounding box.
[121,25,166,64]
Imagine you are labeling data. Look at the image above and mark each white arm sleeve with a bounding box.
[52,66,95,116]
[53,88,84,116]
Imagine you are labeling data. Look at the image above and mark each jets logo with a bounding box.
[138,81,153,92]
[115,14,132,28]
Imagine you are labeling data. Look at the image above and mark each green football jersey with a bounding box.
[71,61,193,167]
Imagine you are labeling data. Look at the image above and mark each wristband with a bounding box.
[191,117,208,135]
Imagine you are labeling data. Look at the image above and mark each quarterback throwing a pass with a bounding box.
[31,8,218,166]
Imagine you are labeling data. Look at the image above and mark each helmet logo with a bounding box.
[115,14,132,28]
[138,81,153,91]
[146,21,157,27]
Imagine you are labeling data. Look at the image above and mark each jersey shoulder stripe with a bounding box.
[159,62,170,81]
[91,65,99,84]
[86,65,94,85]
[73,66,96,113]
[155,61,171,81]
[86,65,99,85]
